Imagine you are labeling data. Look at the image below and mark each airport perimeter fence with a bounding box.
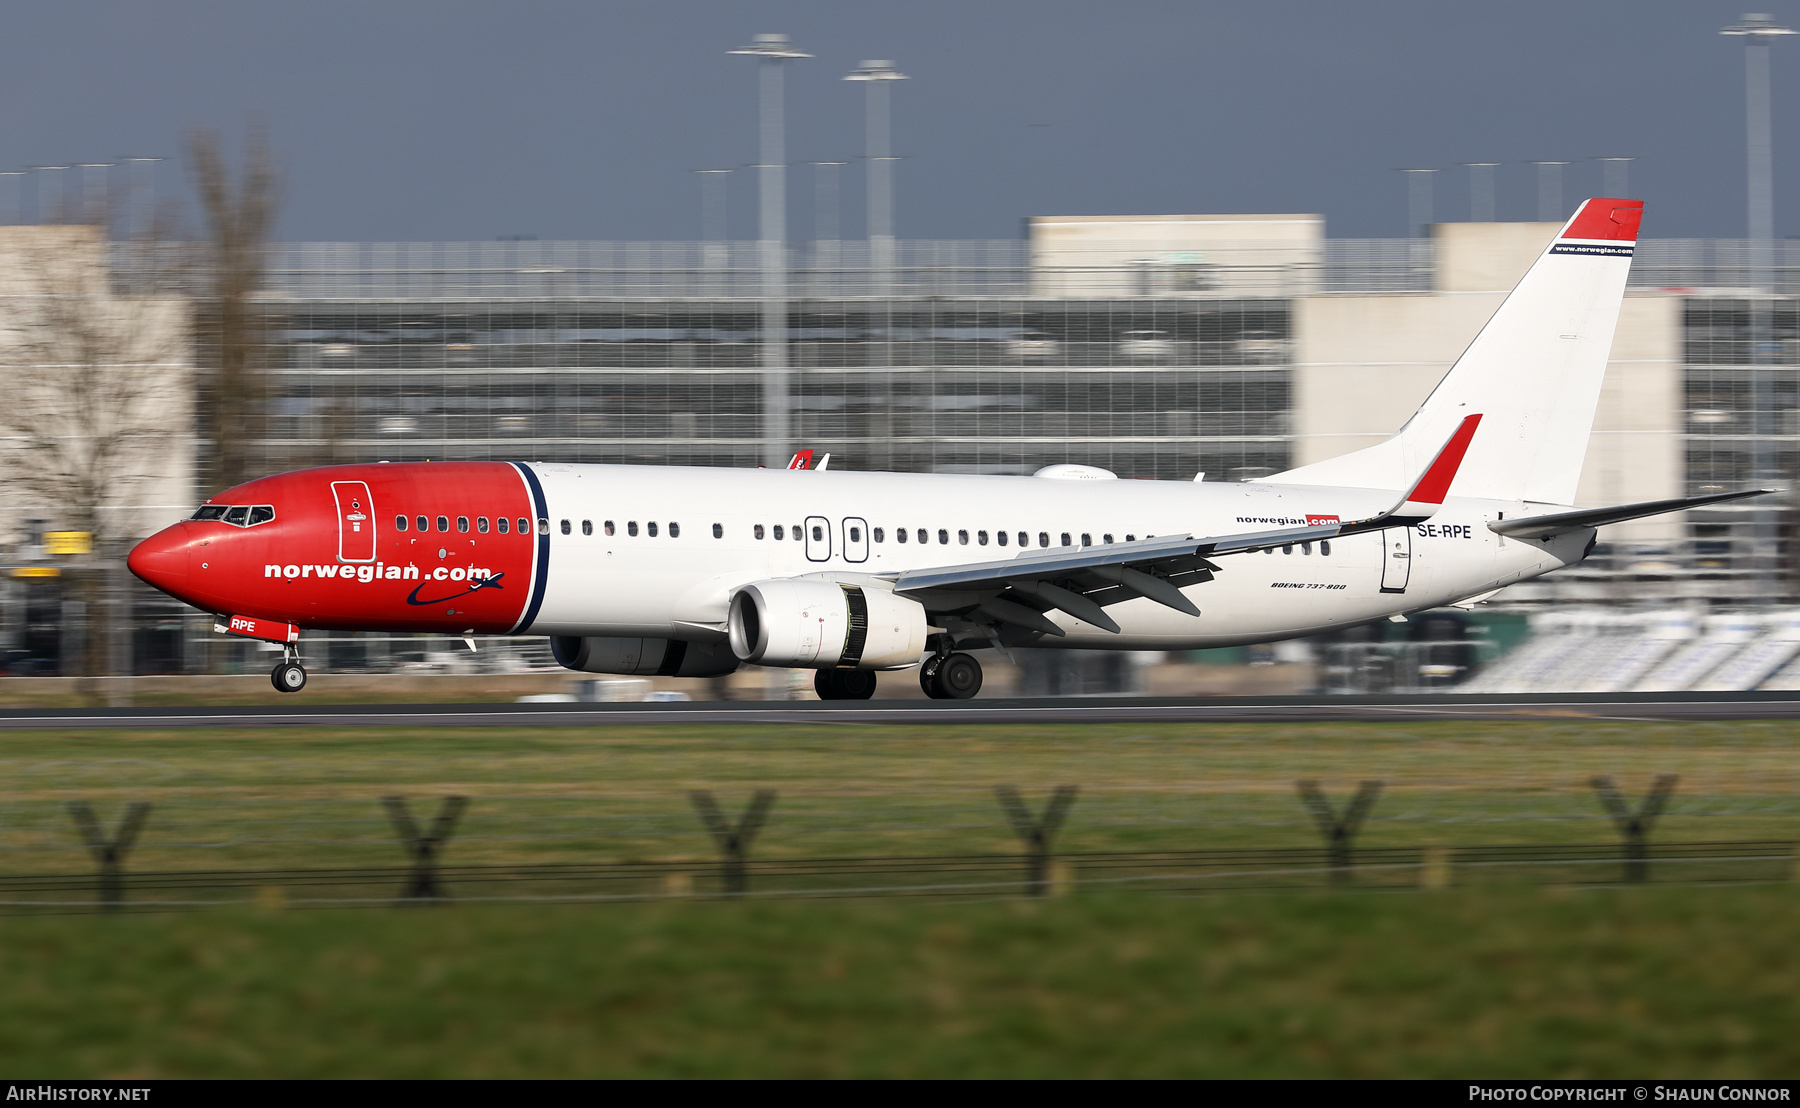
[0,773,1797,913]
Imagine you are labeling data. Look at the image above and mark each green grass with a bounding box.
[0,720,1796,874]
[0,719,1796,1076]
[3,884,1798,1078]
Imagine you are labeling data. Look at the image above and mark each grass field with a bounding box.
[4,885,1799,1078]
[0,719,1796,1076]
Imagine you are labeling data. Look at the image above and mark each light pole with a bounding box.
[33,166,67,223]
[120,157,164,239]
[844,60,907,292]
[1463,162,1500,222]
[1530,161,1571,221]
[0,171,25,225]
[77,163,113,228]
[1595,156,1635,200]
[1722,14,1793,601]
[1399,168,1438,282]
[730,33,810,468]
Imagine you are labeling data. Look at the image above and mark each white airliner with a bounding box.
[128,197,1765,698]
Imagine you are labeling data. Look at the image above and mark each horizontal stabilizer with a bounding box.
[1488,488,1773,538]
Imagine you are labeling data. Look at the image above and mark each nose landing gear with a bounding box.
[271,646,307,693]
[920,651,982,700]
[814,668,877,700]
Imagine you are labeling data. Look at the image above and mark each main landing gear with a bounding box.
[271,646,307,694]
[920,651,982,700]
[814,668,877,700]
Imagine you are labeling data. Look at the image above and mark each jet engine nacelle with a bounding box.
[728,579,929,670]
[550,635,738,678]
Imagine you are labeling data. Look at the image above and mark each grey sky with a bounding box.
[0,1,1786,241]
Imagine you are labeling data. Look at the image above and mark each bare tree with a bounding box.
[189,128,279,493]
[0,225,190,549]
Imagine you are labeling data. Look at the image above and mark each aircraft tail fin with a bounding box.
[1267,197,1642,505]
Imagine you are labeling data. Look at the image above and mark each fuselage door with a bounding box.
[842,517,869,563]
[1379,527,1411,593]
[332,480,377,563]
[805,515,832,562]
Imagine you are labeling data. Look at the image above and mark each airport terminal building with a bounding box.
[2,217,1795,678]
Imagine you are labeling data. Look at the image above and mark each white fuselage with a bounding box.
[523,464,1587,649]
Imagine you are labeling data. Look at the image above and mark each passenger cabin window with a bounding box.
[223,506,250,526]
[811,524,823,541]
[754,524,765,540]
[937,529,948,545]
[917,529,927,544]
[958,530,969,545]
[895,528,907,543]
[628,521,639,537]
[1103,533,1114,544]
[1321,540,1332,556]
[477,517,489,534]
[537,518,548,535]
[997,531,1009,547]
[417,516,429,532]
[191,505,227,521]
[1081,533,1091,546]
[560,519,571,535]
[604,521,615,536]
[712,523,722,539]
[458,516,470,533]
[497,517,509,534]
[395,514,409,531]
[1061,533,1072,547]
[772,525,783,540]
[437,516,449,533]
[581,520,592,536]
[1038,532,1049,548]
[848,526,861,542]
[978,531,988,546]
[648,522,659,537]
[792,525,802,541]
[669,523,680,538]
[873,528,885,542]
[1017,532,1028,547]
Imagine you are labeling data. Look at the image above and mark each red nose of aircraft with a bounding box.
[128,522,193,601]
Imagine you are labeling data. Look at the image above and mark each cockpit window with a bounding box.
[193,504,275,527]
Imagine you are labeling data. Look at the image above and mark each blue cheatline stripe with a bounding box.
[1549,242,1634,257]
[510,462,551,634]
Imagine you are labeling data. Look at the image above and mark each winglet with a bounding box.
[1393,414,1481,520]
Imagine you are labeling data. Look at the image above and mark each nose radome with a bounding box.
[128,523,191,598]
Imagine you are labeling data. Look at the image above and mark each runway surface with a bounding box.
[4,691,1800,729]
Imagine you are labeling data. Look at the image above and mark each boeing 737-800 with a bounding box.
[126,198,1765,698]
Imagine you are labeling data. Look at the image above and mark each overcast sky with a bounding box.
[0,1,1790,242]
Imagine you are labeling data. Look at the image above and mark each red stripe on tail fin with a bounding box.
[1404,414,1482,506]
[1560,198,1643,242]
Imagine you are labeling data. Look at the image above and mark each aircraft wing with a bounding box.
[1488,487,1773,539]
[891,415,1482,637]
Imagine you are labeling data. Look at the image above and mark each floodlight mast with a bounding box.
[730,33,811,467]
[1529,161,1571,222]
[1722,13,1794,602]
[845,60,908,291]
